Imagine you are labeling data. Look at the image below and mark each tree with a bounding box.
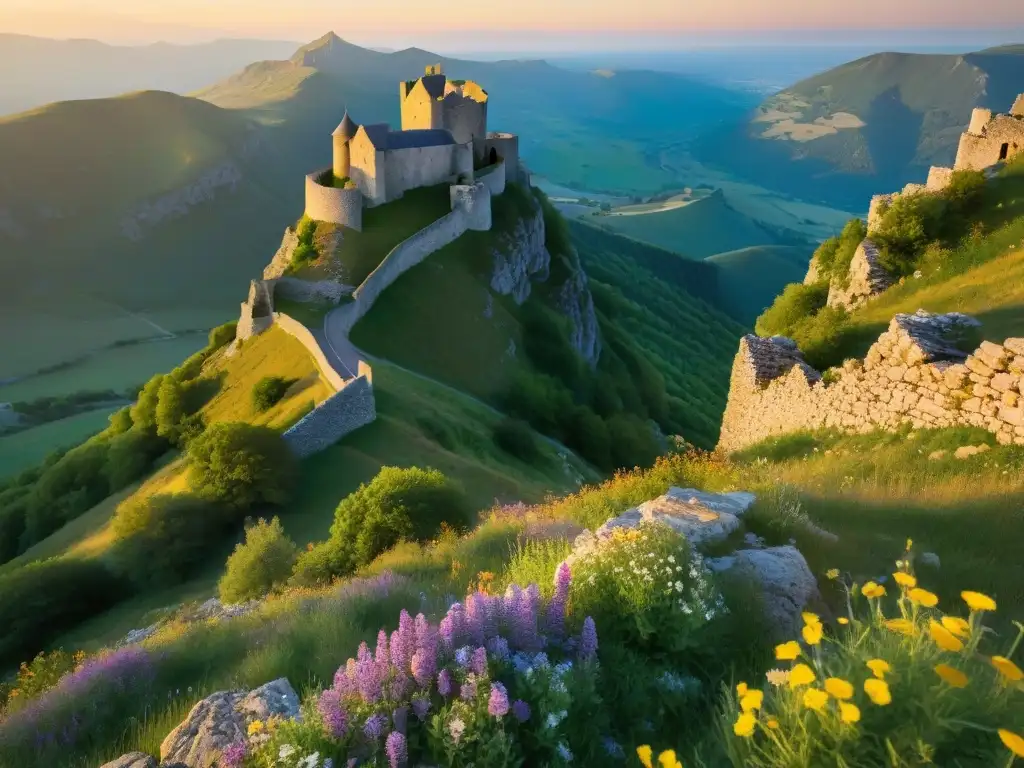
[130,374,165,433]
[218,517,298,603]
[155,377,188,444]
[107,407,134,435]
[186,422,297,511]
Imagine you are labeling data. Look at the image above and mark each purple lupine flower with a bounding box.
[390,610,414,671]
[375,630,390,665]
[546,563,571,637]
[437,669,454,697]
[455,646,472,668]
[579,616,598,662]
[460,679,477,701]
[355,656,383,703]
[392,705,408,735]
[317,688,349,739]
[388,670,411,701]
[412,696,432,722]
[219,740,246,768]
[465,592,488,644]
[440,602,466,650]
[386,730,408,768]
[411,648,436,688]
[357,641,371,662]
[486,635,510,662]
[512,699,531,723]
[364,713,388,740]
[507,586,538,650]
[470,647,488,676]
[334,658,356,696]
[487,682,510,718]
[414,613,432,650]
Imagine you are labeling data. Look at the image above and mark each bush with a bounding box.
[107,406,134,435]
[0,496,28,564]
[155,376,189,444]
[814,218,867,285]
[0,558,126,667]
[102,428,165,489]
[208,321,237,350]
[755,282,830,338]
[129,373,165,433]
[186,422,297,511]
[218,517,298,603]
[492,417,540,462]
[23,440,112,546]
[111,493,225,586]
[0,649,79,715]
[292,467,473,585]
[251,376,292,412]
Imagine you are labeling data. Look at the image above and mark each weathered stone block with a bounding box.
[966,356,995,377]
[886,366,908,382]
[1000,406,1024,426]
[962,397,983,413]
[902,367,921,384]
[100,754,157,768]
[977,341,1009,371]
[973,383,996,399]
[1006,338,1024,356]
[1004,391,1020,408]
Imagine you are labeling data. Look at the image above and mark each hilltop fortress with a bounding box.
[304,64,525,229]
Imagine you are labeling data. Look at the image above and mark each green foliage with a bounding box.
[0,648,79,715]
[208,321,238,351]
[0,557,125,667]
[873,195,936,276]
[251,375,292,412]
[290,217,320,269]
[218,517,298,603]
[23,440,113,547]
[111,493,225,587]
[129,373,165,433]
[107,406,134,435]
[186,422,297,511]
[492,417,540,462]
[102,428,166,489]
[814,218,866,285]
[292,467,473,585]
[155,376,188,444]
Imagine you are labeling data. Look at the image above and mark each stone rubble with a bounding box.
[826,239,894,311]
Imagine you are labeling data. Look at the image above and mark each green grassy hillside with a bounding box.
[694,47,1024,210]
[707,245,812,324]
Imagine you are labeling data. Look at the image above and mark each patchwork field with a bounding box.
[0,407,119,481]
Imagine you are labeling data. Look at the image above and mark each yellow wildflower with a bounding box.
[909,588,939,607]
[962,591,997,612]
[657,750,681,768]
[824,677,854,700]
[826,568,840,580]
[802,688,829,712]
[733,712,756,738]
[740,690,764,713]
[991,656,1024,682]
[736,682,748,698]
[864,678,892,706]
[905,538,913,551]
[1000,729,1024,758]
[802,612,821,627]
[941,616,970,638]
[788,663,816,688]
[839,702,861,724]
[248,720,265,736]
[766,718,780,730]
[637,745,653,768]
[934,663,969,688]
[802,622,823,646]
[884,618,916,636]
[775,641,801,661]
[893,572,917,589]
[862,582,886,599]
[838,617,850,625]
[929,620,964,652]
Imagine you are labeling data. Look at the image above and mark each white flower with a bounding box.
[557,742,574,761]
[449,716,466,742]
[279,744,297,760]
[675,565,682,572]
[299,753,321,768]
[545,713,559,729]
[667,555,675,563]
[674,581,684,592]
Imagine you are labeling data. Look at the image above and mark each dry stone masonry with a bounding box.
[825,238,893,310]
[716,310,1024,451]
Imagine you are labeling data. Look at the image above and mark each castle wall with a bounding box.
[483,134,520,184]
[274,312,347,390]
[1013,94,1024,118]
[237,280,274,341]
[926,166,954,191]
[281,374,376,459]
[825,239,893,310]
[349,136,384,206]
[968,108,993,136]
[383,145,457,203]
[273,277,352,305]
[401,87,443,132]
[441,93,487,145]
[954,114,1024,170]
[453,143,474,183]
[451,182,492,231]
[477,159,506,197]
[717,311,1024,452]
[304,171,363,231]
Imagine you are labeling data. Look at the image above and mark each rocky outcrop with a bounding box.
[558,255,601,367]
[262,228,300,280]
[99,753,157,768]
[160,679,300,768]
[489,204,550,304]
[826,239,893,310]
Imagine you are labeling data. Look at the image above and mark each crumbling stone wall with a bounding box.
[237,280,274,341]
[826,239,893,310]
[281,374,376,459]
[1013,94,1024,118]
[717,310,1024,452]
[954,113,1024,171]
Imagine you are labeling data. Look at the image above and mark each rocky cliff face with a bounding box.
[559,254,602,367]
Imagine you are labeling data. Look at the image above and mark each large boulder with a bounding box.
[99,753,157,768]
[159,679,300,767]
[623,487,755,548]
[707,546,820,638]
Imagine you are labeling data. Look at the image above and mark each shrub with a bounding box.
[155,376,189,444]
[492,417,540,462]
[218,517,298,603]
[186,422,297,511]
[292,467,473,584]
[873,194,945,277]
[251,375,291,412]
[208,321,238,350]
[719,547,1024,767]
[23,440,111,546]
[102,428,165,489]
[0,558,126,667]
[107,406,134,435]
[814,218,867,285]
[0,496,28,564]
[0,649,80,715]
[755,282,830,338]
[111,493,225,586]
[129,373,165,433]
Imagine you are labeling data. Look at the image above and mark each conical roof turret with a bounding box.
[332,110,358,140]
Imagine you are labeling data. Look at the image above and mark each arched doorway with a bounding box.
[488,147,498,166]
[1000,143,1010,161]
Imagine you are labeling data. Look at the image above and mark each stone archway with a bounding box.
[1000,142,1010,161]
[488,147,498,166]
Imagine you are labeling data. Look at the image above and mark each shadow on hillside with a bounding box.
[863,86,925,176]
[187,371,226,411]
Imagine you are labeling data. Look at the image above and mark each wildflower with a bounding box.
[248,720,265,736]
[280,744,297,760]
[298,754,320,768]
[941,616,970,638]
[512,699,531,722]
[579,616,599,662]
[826,568,840,580]
[934,663,969,688]
[363,713,388,740]
[316,689,348,739]
[386,731,407,768]
[411,649,435,688]
[448,716,466,743]
[766,718,780,730]
[905,538,913,551]
[862,582,886,599]
[962,591,997,612]
[839,701,861,724]
[893,572,917,589]
[775,641,801,661]
[909,588,939,607]
[602,738,624,758]
[862,677,891,706]
[929,620,965,652]
[802,622,823,646]
[411,696,431,722]
[788,663,816,688]
[884,618,916,636]
[637,744,654,768]
[460,680,477,701]
[765,668,789,687]
[470,647,488,676]
[736,682,749,698]
[437,669,453,697]
[802,688,829,712]
[557,742,573,762]
[733,712,756,737]
[802,612,821,627]
[838,617,850,625]
[220,741,246,768]
[657,749,681,768]
[1000,729,1024,758]
[740,690,764,712]
[824,678,854,700]
[991,656,1024,682]
[488,682,510,718]
[866,659,890,679]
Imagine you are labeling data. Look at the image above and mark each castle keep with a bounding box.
[304,64,524,227]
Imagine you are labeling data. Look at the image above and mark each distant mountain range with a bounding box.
[695,45,1024,210]
[0,34,300,116]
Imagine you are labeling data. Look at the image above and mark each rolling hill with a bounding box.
[0,34,300,117]
[707,245,812,324]
[694,46,1024,210]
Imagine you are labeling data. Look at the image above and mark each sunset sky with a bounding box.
[2,0,1023,48]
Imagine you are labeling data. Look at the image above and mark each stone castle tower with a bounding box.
[332,111,358,180]
[399,64,490,155]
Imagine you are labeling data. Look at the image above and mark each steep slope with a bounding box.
[694,47,1024,210]
[708,245,812,324]
[0,34,300,117]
